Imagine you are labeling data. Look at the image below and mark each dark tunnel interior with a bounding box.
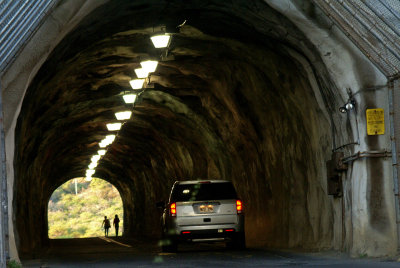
[13,0,341,257]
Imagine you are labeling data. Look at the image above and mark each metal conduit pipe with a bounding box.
[364,1,400,40]
[0,1,41,53]
[315,0,399,75]
[0,1,9,11]
[344,1,400,59]
[389,79,400,251]
[378,0,400,22]
[0,1,50,65]
[389,79,400,250]
[0,81,8,267]
[341,150,392,164]
[0,1,32,46]
[340,1,400,64]
[0,0,56,73]
[0,1,22,29]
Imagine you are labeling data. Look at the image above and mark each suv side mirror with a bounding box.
[156,201,166,209]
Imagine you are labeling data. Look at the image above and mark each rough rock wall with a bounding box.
[6,0,396,259]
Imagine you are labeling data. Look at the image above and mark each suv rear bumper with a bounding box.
[177,227,241,242]
[166,215,244,242]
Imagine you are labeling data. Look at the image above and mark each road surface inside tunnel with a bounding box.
[21,238,400,267]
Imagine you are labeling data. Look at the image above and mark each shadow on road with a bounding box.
[21,237,400,267]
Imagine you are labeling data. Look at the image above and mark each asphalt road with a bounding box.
[21,237,400,267]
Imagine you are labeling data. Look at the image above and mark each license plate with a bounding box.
[199,204,214,212]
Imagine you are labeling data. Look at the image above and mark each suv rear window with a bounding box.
[170,182,238,202]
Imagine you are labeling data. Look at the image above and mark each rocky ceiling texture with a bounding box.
[13,0,344,256]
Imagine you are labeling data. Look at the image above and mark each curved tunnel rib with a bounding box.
[13,0,341,256]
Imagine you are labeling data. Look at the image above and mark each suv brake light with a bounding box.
[236,200,243,214]
[170,202,177,217]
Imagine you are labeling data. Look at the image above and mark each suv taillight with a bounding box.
[236,200,243,214]
[170,202,177,217]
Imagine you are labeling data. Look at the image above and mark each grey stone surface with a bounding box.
[0,0,396,261]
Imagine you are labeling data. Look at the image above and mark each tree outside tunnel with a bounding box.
[48,178,123,239]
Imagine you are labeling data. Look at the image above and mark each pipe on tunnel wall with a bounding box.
[388,79,400,251]
[0,81,9,266]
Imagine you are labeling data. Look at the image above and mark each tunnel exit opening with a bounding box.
[47,177,123,239]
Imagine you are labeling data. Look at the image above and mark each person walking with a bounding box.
[102,216,111,237]
[113,214,120,237]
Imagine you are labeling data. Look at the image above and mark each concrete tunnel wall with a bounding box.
[0,0,396,260]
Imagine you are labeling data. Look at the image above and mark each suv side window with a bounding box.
[170,182,238,202]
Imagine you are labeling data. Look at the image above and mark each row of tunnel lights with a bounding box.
[84,31,172,181]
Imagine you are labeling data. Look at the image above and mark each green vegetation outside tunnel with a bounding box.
[48,178,123,238]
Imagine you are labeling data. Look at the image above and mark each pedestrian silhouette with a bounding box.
[113,214,120,237]
[102,216,111,237]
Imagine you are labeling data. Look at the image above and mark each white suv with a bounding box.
[158,180,245,252]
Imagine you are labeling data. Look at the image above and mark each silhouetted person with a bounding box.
[102,216,111,237]
[113,214,120,237]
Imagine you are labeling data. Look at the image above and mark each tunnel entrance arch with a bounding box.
[47,177,123,239]
[10,0,354,258]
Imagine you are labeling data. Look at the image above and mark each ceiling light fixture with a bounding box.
[150,33,171,48]
[98,149,106,156]
[85,176,93,182]
[115,111,132,120]
[86,169,95,177]
[88,162,97,169]
[123,93,137,104]
[106,123,122,131]
[91,155,101,162]
[105,134,116,142]
[134,68,150,79]
[129,79,145,89]
[140,60,158,73]
[99,135,116,148]
[99,141,108,148]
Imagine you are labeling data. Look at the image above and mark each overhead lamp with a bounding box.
[86,169,95,177]
[99,141,108,148]
[129,79,145,89]
[140,60,158,73]
[91,155,101,162]
[99,134,116,148]
[105,134,116,142]
[134,68,150,79]
[85,176,93,182]
[88,162,97,169]
[150,33,171,48]
[107,123,122,131]
[115,111,132,120]
[98,149,106,156]
[91,159,100,164]
[123,93,137,104]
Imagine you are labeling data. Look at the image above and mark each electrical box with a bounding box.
[326,152,346,197]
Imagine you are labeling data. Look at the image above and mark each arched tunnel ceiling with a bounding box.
[13,0,340,256]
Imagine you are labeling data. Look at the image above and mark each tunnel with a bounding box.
[6,0,396,259]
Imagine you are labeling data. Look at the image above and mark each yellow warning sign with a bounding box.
[366,108,384,135]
